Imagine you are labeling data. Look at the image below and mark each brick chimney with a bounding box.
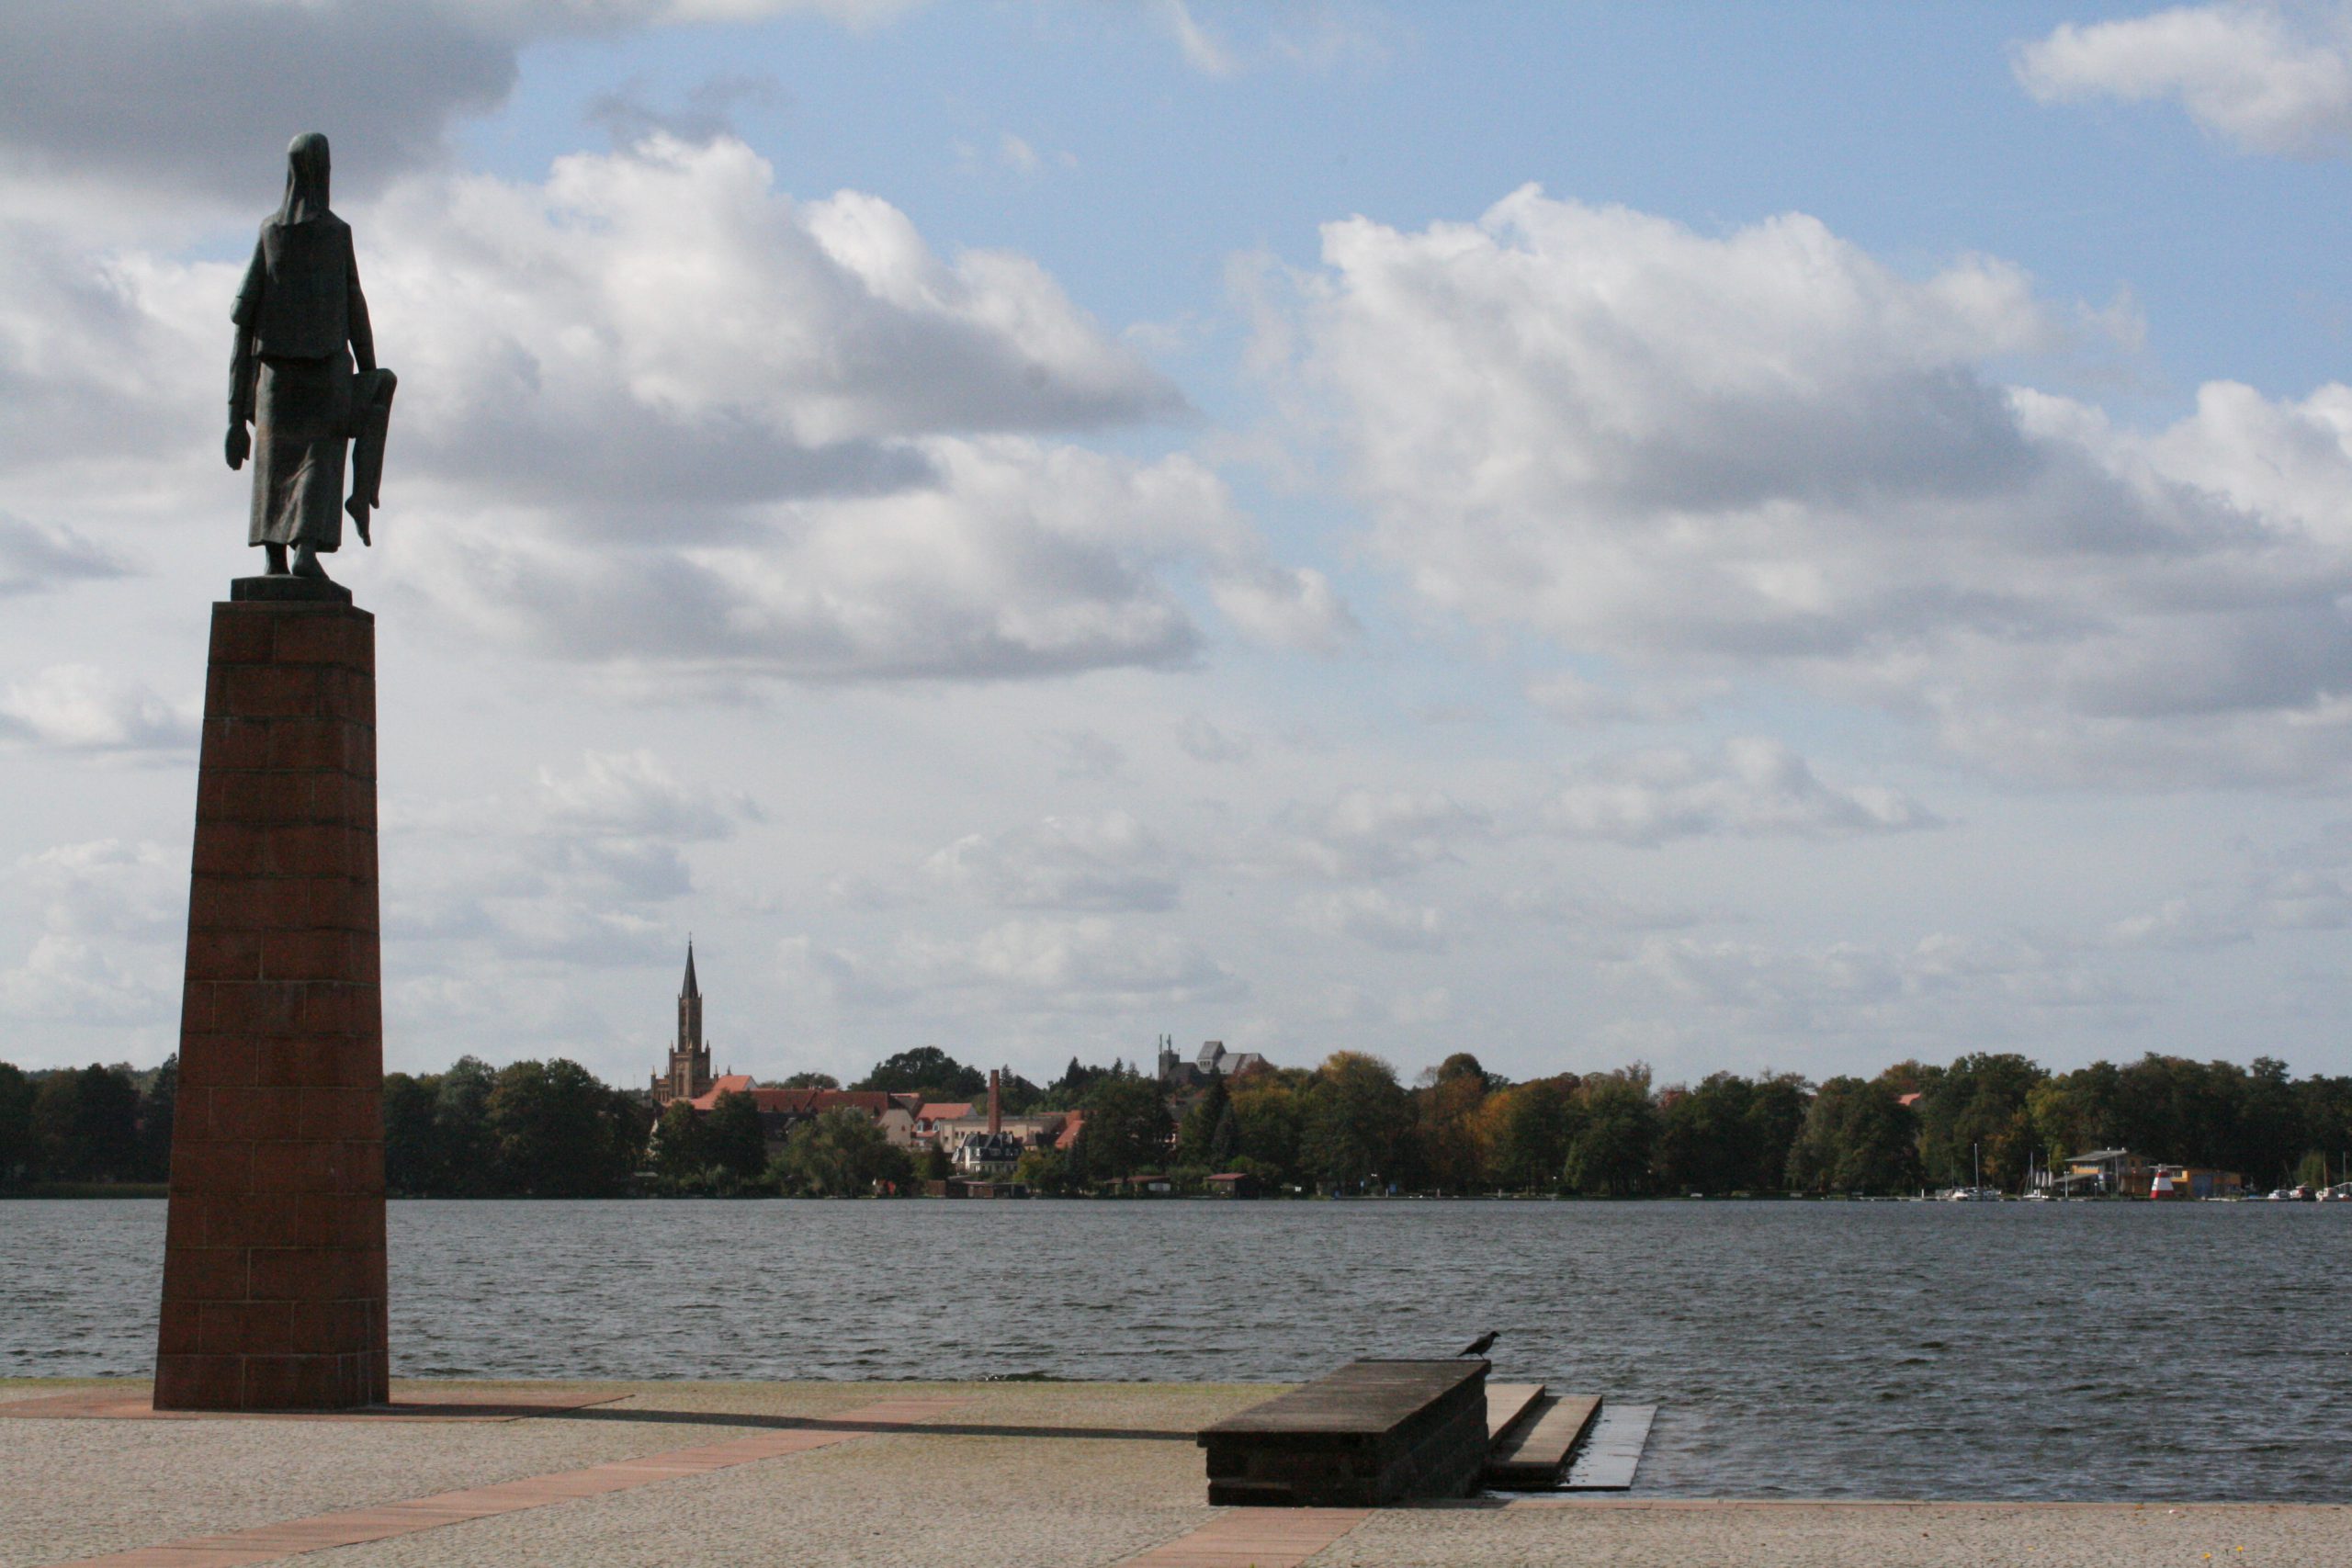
[988,1068,1001,1135]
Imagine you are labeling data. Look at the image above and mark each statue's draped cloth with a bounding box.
[230,146,390,551]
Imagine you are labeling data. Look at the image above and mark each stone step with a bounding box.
[1484,1393,1602,1490]
[1485,1383,1547,1445]
[1560,1404,1656,1492]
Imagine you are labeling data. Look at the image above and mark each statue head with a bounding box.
[277,132,332,225]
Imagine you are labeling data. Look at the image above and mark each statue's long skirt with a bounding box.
[248,351,350,550]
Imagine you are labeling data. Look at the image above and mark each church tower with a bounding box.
[652,941,714,1104]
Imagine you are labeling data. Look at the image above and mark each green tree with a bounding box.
[778,1071,840,1089]
[1487,1080,1573,1192]
[1414,1055,1490,1194]
[1300,1052,1413,1193]
[1078,1070,1173,1180]
[703,1089,770,1185]
[34,1065,142,1181]
[1915,1054,2045,1190]
[1650,1070,1806,1194]
[433,1056,499,1196]
[1013,1145,1074,1193]
[2299,1076,2352,1189]
[484,1058,638,1196]
[2027,1066,2118,1171]
[1654,1073,1754,1195]
[381,1071,441,1195]
[651,1099,709,1184]
[1742,1073,1809,1191]
[1207,1100,1240,1168]
[1038,1056,1110,1110]
[0,1061,33,1183]
[134,1055,176,1180]
[1787,1077,1921,1194]
[1230,1077,1305,1184]
[1176,1075,1232,1167]
[1563,1069,1657,1196]
[854,1046,985,1100]
[771,1107,911,1196]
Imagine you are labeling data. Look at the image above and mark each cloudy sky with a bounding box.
[6,1,2352,1089]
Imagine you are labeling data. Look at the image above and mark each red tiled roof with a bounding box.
[1054,1111,1085,1151]
[685,1085,905,1117]
[1896,1091,1923,1108]
[684,1074,757,1111]
[918,1101,975,1122]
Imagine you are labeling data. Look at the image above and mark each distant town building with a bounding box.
[647,955,1086,1173]
[650,943,714,1106]
[1156,1036,1269,1089]
[949,1070,1052,1175]
[681,1077,920,1153]
[2057,1149,2243,1199]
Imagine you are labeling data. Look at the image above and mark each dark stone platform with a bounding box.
[232,574,354,604]
[1198,1359,1490,1506]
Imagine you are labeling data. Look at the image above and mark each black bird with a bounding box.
[1458,1331,1499,1358]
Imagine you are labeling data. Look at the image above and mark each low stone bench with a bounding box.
[1197,1359,1490,1507]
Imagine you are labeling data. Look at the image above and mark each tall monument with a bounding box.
[155,133,396,1411]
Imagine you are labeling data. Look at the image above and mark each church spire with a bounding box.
[681,939,699,1000]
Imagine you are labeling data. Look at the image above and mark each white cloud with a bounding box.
[8,133,1334,684]
[1614,930,2131,1045]
[998,132,1041,175]
[2108,895,2255,949]
[0,931,165,1024]
[0,665,196,751]
[2016,3,2352,156]
[0,840,186,1031]
[0,515,125,596]
[1278,788,1489,880]
[0,1,922,228]
[2252,864,2352,928]
[1175,713,1255,763]
[923,811,1183,911]
[1268,185,2352,786]
[368,137,1178,502]
[1546,739,1939,846]
[8,839,181,941]
[1159,0,1240,76]
[905,917,1244,1011]
[1525,670,1724,728]
[1295,886,1446,952]
[1153,1,1392,79]
[1208,562,1357,652]
[381,751,747,963]
[536,749,752,840]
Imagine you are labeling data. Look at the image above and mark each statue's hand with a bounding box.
[225,424,250,470]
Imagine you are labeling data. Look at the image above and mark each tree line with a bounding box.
[0,1059,175,1187]
[6,1046,2349,1197]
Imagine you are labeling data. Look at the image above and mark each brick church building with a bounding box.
[650,942,714,1106]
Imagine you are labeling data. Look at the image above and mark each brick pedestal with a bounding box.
[154,597,387,1411]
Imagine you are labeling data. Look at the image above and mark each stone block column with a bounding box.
[154,595,388,1411]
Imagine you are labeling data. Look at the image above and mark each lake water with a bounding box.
[4,1198,2346,1501]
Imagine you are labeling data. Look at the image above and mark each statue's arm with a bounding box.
[345,231,376,375]
[226,240,262,469]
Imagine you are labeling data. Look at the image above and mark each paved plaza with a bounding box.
[4,1379,2346,1568]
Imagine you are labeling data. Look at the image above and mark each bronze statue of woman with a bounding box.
[225,133,396,585]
